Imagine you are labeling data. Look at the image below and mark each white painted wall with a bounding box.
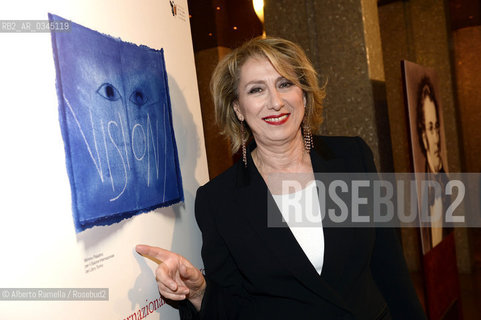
[0,1,208,319]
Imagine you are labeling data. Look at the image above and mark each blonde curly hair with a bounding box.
[210,36,325,153]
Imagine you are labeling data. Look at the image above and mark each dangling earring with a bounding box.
[240,120,247,167]
[303,119,313,152]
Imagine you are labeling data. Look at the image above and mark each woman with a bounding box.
[136,37,426,319]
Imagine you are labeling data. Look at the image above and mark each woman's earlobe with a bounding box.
[233,103,244,121]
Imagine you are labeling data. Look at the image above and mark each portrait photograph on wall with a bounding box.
[403,60,463,320]
[402,60,451,254]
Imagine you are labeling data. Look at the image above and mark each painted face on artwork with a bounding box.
[422,97,442,173]
[233,56,305,148]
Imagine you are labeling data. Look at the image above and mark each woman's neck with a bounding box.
[251,131,312,176]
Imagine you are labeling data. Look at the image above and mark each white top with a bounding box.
[272,181,324,275]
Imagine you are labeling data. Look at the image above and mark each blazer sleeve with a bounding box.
[179,184,253,320]
[356,137,427,320]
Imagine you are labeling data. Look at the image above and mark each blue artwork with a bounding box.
[49,14,183,232]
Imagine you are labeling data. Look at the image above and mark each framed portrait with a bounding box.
[402,60,462,320]
[402,60,450,254]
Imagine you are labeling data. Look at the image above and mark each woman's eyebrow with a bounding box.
[243,80,265,88]
[244,76,286,88]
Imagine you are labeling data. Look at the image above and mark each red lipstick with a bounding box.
[262,113,290,125]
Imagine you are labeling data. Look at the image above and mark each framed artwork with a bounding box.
[402,60,450,254]
[50,14,184,232]
[403,60,462,320]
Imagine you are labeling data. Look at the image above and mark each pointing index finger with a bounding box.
[136,244,173,263]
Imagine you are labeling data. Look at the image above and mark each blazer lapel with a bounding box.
[233,140,352,313]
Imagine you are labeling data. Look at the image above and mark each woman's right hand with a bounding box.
[136,244,206,311]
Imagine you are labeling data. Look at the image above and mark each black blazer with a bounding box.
[182,136,426,320]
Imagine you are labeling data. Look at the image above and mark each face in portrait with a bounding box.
[422,97,442,172]
[416,77,444,174]
[414,76,449,250]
